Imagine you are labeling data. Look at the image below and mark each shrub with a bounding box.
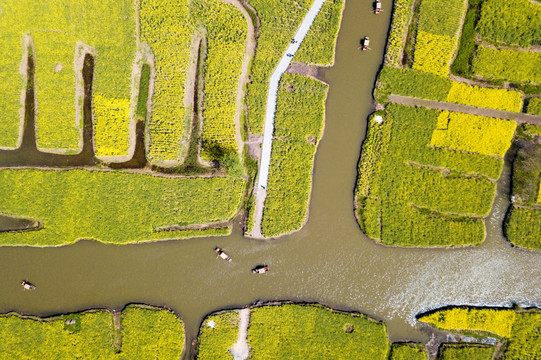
[430,111,516,157]
[446,82,523,112]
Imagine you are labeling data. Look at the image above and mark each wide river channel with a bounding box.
[1,0,540,357]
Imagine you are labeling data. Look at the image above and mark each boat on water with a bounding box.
[215,247,232,262]
[375,0,381,14]
[252,265,269,274]
[361,36,370,51]
[21,281,36,290]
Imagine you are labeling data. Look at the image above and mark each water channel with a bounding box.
[0,0,540,358]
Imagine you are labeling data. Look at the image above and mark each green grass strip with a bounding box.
[261,74,327,237]
[0,168,244,246]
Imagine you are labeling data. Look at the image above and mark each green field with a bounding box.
[246,0,344,134]
[420,307,541,359]
[196,304,390,360]
[0,305,184,359]
[0,0,136,155]
[476,0,541,48]
[437,344,494,360]
[389,343,428,360]
[261,74,327,237]
[195,311,240,360]
[355,104,512,246]
[0,168,243,246]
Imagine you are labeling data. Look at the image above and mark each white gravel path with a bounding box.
[252,0,326,238]
[230,308,251,360]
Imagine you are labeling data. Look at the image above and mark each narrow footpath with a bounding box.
[251,0,327,238]
[388,94,541,125]
[230,308,250,360]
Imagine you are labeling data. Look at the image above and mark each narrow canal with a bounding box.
[0,0,540,358]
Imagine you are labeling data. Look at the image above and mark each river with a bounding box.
[0,0,540,358]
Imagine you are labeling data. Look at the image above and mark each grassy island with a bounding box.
[196,304,389,360]
[357,0,541,247]
[420,306,541,359]
[0,305,185,359]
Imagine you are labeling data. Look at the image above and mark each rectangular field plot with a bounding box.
[261,75,326,237]
[0,168,244,246]
[430,111,516,158]
[472,46,541,85]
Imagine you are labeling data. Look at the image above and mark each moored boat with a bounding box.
[21,280,36,290]
[252,265,269,274]
[215,247,232,262]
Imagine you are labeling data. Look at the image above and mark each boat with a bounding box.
[375,0,381,14]
[252,265,269,274]
[21,280,36,290]
[361,36,370,51]
[215,247,232,262]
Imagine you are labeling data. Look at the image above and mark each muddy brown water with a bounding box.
[0,1,540,358]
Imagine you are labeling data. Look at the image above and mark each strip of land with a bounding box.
[388,94,541,125]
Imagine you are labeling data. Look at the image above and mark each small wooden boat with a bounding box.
[375,0,381,14]
[215,247,232,262]
[21,280,36,290]
[361,36,370,51]
[252,265,269,274]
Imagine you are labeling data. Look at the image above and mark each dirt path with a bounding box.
[230,308,251,360]
[388,94,541,125]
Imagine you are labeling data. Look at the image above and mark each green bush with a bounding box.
[451,6,480,77]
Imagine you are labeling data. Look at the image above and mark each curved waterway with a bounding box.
[0,0,540,357]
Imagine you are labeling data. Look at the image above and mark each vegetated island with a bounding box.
[0,0,344,246]
[356,0,541,248]
[194,302,541,359]
[0,304,185,359]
